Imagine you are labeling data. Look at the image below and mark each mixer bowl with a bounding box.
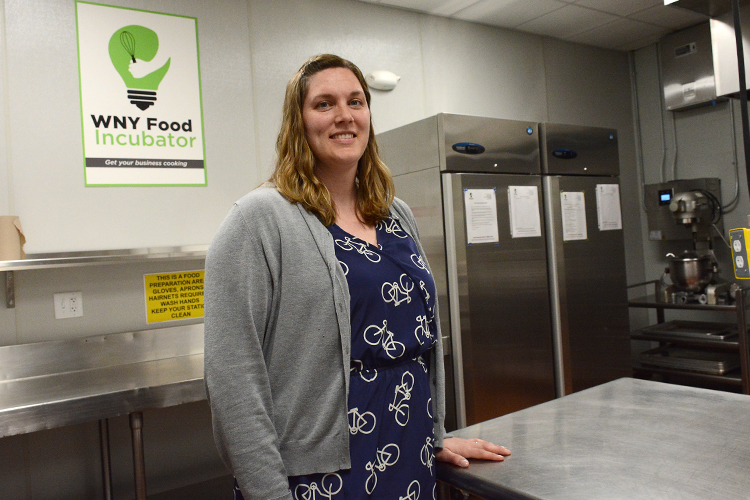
[668,251,714,292]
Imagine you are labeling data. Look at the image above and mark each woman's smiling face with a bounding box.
[302,67,370,174]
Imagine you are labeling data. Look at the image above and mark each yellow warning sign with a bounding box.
[145,270,204,323]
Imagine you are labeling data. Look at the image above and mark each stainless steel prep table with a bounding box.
[437,378,750,499]
[0,324,205,500]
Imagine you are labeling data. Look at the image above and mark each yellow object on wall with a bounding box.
[144,270,204,322]
[729,228,750,279]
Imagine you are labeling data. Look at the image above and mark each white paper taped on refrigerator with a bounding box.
[596,184,623,231]
[463,188,499,244]
[561,191,587,241]
[508,185,542,238]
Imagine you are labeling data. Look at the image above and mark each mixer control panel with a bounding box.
[729,228,750,279]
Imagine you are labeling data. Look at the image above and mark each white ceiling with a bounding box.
[354,0,709,51]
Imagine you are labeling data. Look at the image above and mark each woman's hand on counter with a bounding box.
[436,437,510,467]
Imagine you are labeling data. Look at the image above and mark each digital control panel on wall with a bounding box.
[644,178,722,241]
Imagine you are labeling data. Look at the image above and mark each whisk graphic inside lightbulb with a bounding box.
[119,31,137,64]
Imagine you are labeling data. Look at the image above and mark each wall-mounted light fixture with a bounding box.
[365,70,401,91]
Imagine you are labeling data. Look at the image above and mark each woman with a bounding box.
[204,54,509,500]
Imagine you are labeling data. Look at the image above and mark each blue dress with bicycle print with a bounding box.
[291,216,438,500]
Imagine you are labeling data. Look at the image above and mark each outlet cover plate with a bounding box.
[54,291,83,319]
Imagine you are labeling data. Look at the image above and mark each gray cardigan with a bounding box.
[204,186,447,500]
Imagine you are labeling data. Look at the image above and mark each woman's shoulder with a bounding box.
[236,183,285,208]
[211,186,299,250]
[234,184,298,218]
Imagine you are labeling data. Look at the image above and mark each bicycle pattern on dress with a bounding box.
[284,216,437,499]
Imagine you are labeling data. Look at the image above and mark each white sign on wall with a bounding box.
[76,1,206,186]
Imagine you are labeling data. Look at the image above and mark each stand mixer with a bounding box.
[662,189,736,304]
[668,190,718,249]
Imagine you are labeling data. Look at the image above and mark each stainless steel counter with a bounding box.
[0,324,206,499]
[0,324,205,436]
[437,378,750,499]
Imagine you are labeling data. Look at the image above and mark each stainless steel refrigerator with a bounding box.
[377,114,630,429]
[540,123,631,397]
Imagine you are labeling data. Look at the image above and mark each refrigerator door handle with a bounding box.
[442,173,468,429]
[543,175,572,398]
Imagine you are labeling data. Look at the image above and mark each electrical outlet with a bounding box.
[54,291,83,319]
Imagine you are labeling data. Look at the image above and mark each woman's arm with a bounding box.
[204,203,292,500]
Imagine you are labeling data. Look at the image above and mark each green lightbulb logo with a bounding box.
[108,25,171,110]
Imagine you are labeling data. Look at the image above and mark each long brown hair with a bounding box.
[272,54,394,226]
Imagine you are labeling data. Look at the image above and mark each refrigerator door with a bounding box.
[540,123,619,176]
[445,172,556,427]
[544,175,631,395]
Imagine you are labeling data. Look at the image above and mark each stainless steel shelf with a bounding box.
[0,245,208,271]
[633,363,743,386]
[628,284,750,394]
[628,295,737,311]
[631,332,739,349]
